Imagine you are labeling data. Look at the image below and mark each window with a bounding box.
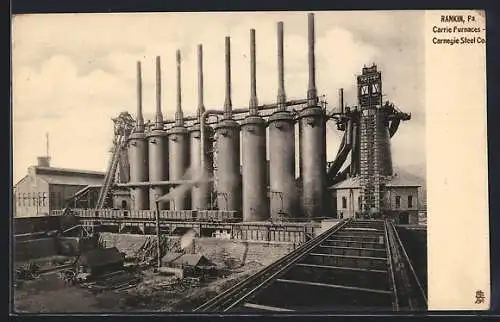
[27,193,31,206]
[408,196,413,208]
[358,196,362,210]
[50,192,55,208]
[372,83,380,93]
[42,192,47,207]
[361,85,369,95]
[342,197,347,209]
[57,192,62,209]
[22,193,26,206]
[37,192,42,206]
[395,196,401,209]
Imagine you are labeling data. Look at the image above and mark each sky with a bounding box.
[12,11,426,184]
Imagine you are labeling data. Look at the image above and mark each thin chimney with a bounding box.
[277,21,286,111]
[307,13,317,107]
[175,50,184,126]
[136,61,144,131]
[249,29,258,115]
[155,56,163,129]
[197,44,205,120]
[223,36,232,119]
[339,88,344,114]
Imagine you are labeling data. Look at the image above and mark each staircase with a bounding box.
[95,134,128,210]
[237,220,396,311]
[359,111,378,212]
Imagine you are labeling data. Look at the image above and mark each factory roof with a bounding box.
[16,165,106,187]
[385,174,422,187]
[37,174,104,186]
[32,166,105,177]
[330,173,422,189]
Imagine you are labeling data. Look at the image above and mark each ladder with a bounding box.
[360,110,377,212]
[94,112,136,211]
[95,134,128,210]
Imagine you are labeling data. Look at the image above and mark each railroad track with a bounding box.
[194,218,426,312]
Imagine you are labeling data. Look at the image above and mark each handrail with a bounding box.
[386,220,427,310]
[384,219,399,311]
[389,221,427,304]
[194,218,351,312]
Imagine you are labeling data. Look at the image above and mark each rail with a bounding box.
[384,219,399,310]
[194,218,351,312]
[386,220,427,310]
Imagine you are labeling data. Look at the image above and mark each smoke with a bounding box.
[155,165,213,204]
[180,228,197,250]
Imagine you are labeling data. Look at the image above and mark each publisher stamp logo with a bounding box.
[475,290,485,304]
[432,14,486,46]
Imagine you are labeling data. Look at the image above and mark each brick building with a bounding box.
[330,173,423,224]
[13,157,105,217]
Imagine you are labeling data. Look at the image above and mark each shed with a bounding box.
[172,254,216,269]
[162,253,216,279]
[77,247,124,276]
[161,252,184,266]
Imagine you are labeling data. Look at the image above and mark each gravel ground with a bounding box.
[13,262,263,313]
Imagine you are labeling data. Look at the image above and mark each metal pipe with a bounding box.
[136,61,144,131]
[277,21,286,111]
[339,88,344,114]
[155,201,161,270]
[249,29,258,114]
[197,44,205,120]
[116,179,210,188]
[155,56,163,128]
[161,99,309,125]
[175,49,184,126]
[224,36,232,119]
[307,13,317,106]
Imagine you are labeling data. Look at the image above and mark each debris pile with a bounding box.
[15,262,40,280]
[80,270,142,293]
[134,236,180,267]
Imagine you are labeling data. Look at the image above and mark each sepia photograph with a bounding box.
[11,10,487,313]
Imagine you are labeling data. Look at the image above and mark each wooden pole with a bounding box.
[155,201,161,271]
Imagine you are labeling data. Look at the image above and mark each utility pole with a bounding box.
[155,200,161,271]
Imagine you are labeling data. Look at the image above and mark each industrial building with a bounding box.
[38,13,422,235]
[13,157,105,217]
[13,13,428,312]
[330,174,421,224]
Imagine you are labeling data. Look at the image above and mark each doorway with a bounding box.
[399,213,409,225]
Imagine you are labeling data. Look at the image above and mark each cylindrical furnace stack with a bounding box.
[167,50,190,210]
[214,36,242,213]
[298,13,326,218]
[190,44,214,210]
[268,21,297,220]
[128,61,149,210]
[147,56,169,210]
[240,29,268,222]
[374,77,392,177]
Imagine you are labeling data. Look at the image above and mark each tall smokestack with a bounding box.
[224,36,232,119]
[339,88,344,114]
[307,13,317,107]
[175,50,184,126]
[136,61,144,131]
[155,56,163,128]
[277,21,286,111]
[197,44,205,119]
[249,29,258,115]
